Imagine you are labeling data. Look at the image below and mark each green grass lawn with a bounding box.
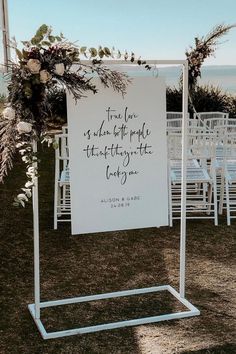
[0,147,235,354]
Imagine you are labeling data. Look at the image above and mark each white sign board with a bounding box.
[67,77,168,234]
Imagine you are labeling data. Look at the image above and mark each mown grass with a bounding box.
[0,147,235,354]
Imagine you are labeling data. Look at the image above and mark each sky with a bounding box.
[5,0,236,65]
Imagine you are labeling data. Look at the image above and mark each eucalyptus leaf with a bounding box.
[36,24,48,37]
[41,41,51,47]
[98,49,104,58]
[31,36,40,45]
[80,46,87,54]
[89,47,97,57]
[49,35,55,43]
[22,49,29,59]
[15,48,23,60]
[53,141,59,149]
[104,47,111,56]
[21,40,30,47]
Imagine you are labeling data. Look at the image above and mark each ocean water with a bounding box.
[158,65,236,93]
[1,65,236,95]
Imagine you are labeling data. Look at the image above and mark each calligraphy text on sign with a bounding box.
[82,106,154,185]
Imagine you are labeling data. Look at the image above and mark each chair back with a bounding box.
[167,128,216,164]
[194,112,229,130]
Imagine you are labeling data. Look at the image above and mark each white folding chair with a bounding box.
[167,111,190,119]
[211,125,236,208]
[166,112,202,134]
[227,118,236,131]
[54,133,71,229]
[194,112,229,130]
[168,129,218,226]
[218,130,236,225]
[167,118,182,132]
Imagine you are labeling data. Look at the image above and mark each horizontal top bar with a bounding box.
[80,60,187,65]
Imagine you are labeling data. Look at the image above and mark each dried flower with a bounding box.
[40,70,52,83]
[27,59,41,74]
[17,121,33,134]
[185,24,235,91]
[54,63,65,76]
[2,107,16,120]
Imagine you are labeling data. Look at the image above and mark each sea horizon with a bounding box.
[159,65,236,93]
[1,64,236,95]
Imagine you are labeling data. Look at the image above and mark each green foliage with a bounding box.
[1,23,148,192]
[20,24,63,50]
[0,94,6,103]
[166,86,183,112]
[191,85,232,114]
[47,88,67,124]
[228,95,236,117]
[167,85,236,117]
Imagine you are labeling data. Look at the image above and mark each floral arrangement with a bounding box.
[185,23,235,91]
[0,24,149,206]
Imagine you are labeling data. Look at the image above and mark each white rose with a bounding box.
[40,70,52,83]
[54,63,65,76]
[27,59,41,74]
[2,106,16,120]
[17,121,32,134]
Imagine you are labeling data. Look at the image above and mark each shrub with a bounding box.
[166,86,183,112]
[166,84,236,117]
[46,88,67,127]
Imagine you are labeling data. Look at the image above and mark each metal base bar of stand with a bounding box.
[28,284,200,340]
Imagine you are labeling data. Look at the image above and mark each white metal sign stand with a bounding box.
[28,60,200,339]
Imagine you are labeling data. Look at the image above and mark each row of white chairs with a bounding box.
[167,112,236,226]
[54,112,236,228]
[167,111,236,131]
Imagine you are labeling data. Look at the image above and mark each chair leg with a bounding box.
[219,172,225,215]
[225,179,231,226]
[168,166,173,227]
[212,173,218,226]
[169,203,173,227]
[62,184,66,211]
[207,183,212,216]
[169,179,173,227]
[54,181,58,230]
[203,182,207,205]
[57,186,62,217]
